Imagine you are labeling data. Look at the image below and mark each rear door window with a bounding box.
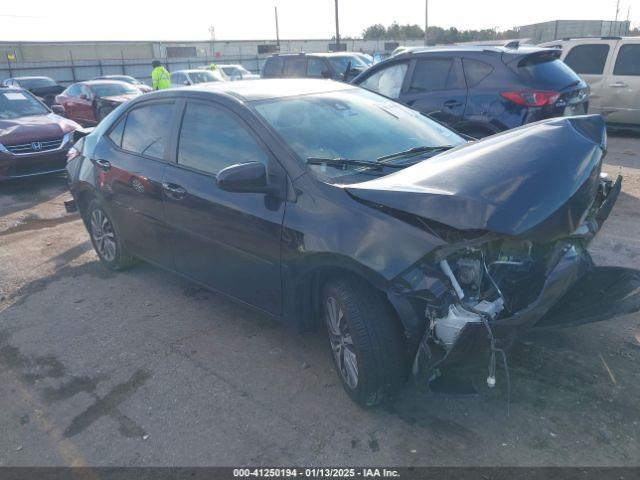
[284,57,306,78]
[462,59,494,87]
[409,58,462,92]
[613,44,640,76]
[564,44,610,75]
[121,102,174,159]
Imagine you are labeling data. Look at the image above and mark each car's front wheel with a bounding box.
[86,199,134,271]
[322,276,407,407]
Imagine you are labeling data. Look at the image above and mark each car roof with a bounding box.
[95,75,134,78]
[155,78,356,102]
[269,52,363,58]
[10,76,55,81]
[394,44,554,57]
[77,80,134,87]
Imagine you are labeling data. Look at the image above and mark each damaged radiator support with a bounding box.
[427,258,512,413]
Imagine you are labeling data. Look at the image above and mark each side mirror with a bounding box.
[51,104,66,116]
[321,70,333,79]
[183,80,190,86]
[79,94,89,100]
[217,161,275,194]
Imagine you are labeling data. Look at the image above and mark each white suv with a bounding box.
[540,36,640,129]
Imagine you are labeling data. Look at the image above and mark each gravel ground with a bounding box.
[0,134,638,467]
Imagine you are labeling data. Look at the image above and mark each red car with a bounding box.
[55,80,141,126]
[0,87,80,180]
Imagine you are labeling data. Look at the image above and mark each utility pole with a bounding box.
[625,5,631,35]
[613,0,620,35]
[274,6,280,46]
[334,0,341,51]
[424,0,429,46]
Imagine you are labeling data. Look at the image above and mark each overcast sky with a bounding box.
[0,0,636,41]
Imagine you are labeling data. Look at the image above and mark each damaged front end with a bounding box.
[346,115,640,389]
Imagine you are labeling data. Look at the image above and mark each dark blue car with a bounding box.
[352,45,590,138]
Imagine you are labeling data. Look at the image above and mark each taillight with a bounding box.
[500,90,560,107]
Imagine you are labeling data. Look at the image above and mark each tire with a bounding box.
[86,199,135,271]
[322,276,407,407]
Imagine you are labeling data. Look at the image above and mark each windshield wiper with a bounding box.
[306,157,405,170]
[377,145,454,162]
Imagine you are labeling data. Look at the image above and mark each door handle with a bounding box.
[609,82,628,88]
[95,159,111,171]
[443,100,463,108]
[162,182,187,199]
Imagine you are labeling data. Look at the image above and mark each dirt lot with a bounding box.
[0,134,639,467]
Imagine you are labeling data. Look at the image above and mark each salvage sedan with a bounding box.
[65,79,639,406]
[55,80,141,126]
[0,87,79,180]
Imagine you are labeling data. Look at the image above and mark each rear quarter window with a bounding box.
[462,59,494,87]
[564,44,610,75]
[613,44,640,76]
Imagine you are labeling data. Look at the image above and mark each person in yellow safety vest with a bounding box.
[209,63,217,72]
[151,60,171,90]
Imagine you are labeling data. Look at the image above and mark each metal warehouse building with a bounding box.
[519,20,631,43]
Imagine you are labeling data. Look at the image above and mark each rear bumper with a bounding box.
[0,148,69,180]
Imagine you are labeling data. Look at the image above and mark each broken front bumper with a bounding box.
[413,174,640,375]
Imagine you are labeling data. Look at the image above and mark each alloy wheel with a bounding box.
[325,296,358,389]
[90,208,117,263]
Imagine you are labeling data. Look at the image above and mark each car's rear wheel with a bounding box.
[322,276,407,407]
[86,199,134,271]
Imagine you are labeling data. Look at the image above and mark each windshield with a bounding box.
[92,83,139,97]
[253,88,465,180]
[0,90,49,119]
[328,55,368,73]
[19,77,57,89]
[189,70,223,83]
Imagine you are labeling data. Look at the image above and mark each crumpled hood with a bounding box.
[345,115,606,241]
[0,113,80,145]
